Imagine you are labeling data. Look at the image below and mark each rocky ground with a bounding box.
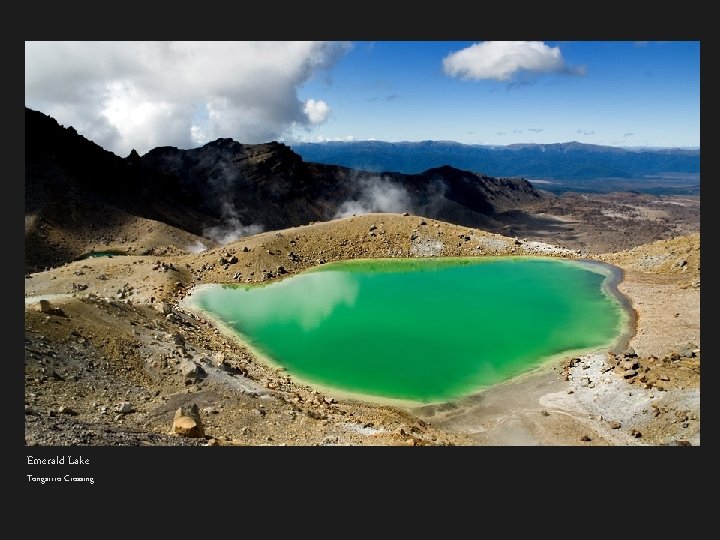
[496,191,699,254]
[24,202,700,446]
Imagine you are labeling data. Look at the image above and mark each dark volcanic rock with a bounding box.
[25,107,550,271]
[139,142,548,232]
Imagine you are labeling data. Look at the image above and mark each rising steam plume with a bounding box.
[203,201,264,245]
[334,175,414,218]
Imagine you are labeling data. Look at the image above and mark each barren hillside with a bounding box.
[25,213,700,446]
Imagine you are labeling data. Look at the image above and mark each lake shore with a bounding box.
[183,256,634,408]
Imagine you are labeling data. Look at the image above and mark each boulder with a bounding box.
[180,360,206,379]
[621,359,639,370]
[155,302,173,315]
[172,404,205,438]
[38,300,65,317]
[116,402,135,414]
[622,347,637,357]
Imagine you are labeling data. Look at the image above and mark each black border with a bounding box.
[13,2,710,518]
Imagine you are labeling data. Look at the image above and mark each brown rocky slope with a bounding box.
[24,213,700,446]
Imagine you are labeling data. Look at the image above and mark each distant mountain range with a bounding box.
[291,140,700,194]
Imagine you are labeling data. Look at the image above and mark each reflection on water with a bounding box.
[202,271,359,331]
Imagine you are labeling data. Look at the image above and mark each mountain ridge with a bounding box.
[291,140,700,185]
[24,107,548,271]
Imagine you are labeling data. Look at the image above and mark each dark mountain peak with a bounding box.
[424,164,459,174]
[26,107,61,131]
[140,137,306,178]
[202,137,242,151]
[245,140,297,157]
[198,138,294,155]
[26,106,113,160]
[125,149,141,165]
[423,164,482,178]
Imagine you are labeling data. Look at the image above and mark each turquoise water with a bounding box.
[76,250,125,260]
[189,257,626,403]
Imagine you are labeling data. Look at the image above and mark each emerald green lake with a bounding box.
[75,250,125,260]
[188,257,627,403]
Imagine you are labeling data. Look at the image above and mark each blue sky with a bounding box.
[25,41,699,156]
[295,41,700,148]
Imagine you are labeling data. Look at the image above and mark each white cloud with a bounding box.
[25,41,351,156]
[442,41,585,82]
[190,124,208,146]
[303,98,331,124]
